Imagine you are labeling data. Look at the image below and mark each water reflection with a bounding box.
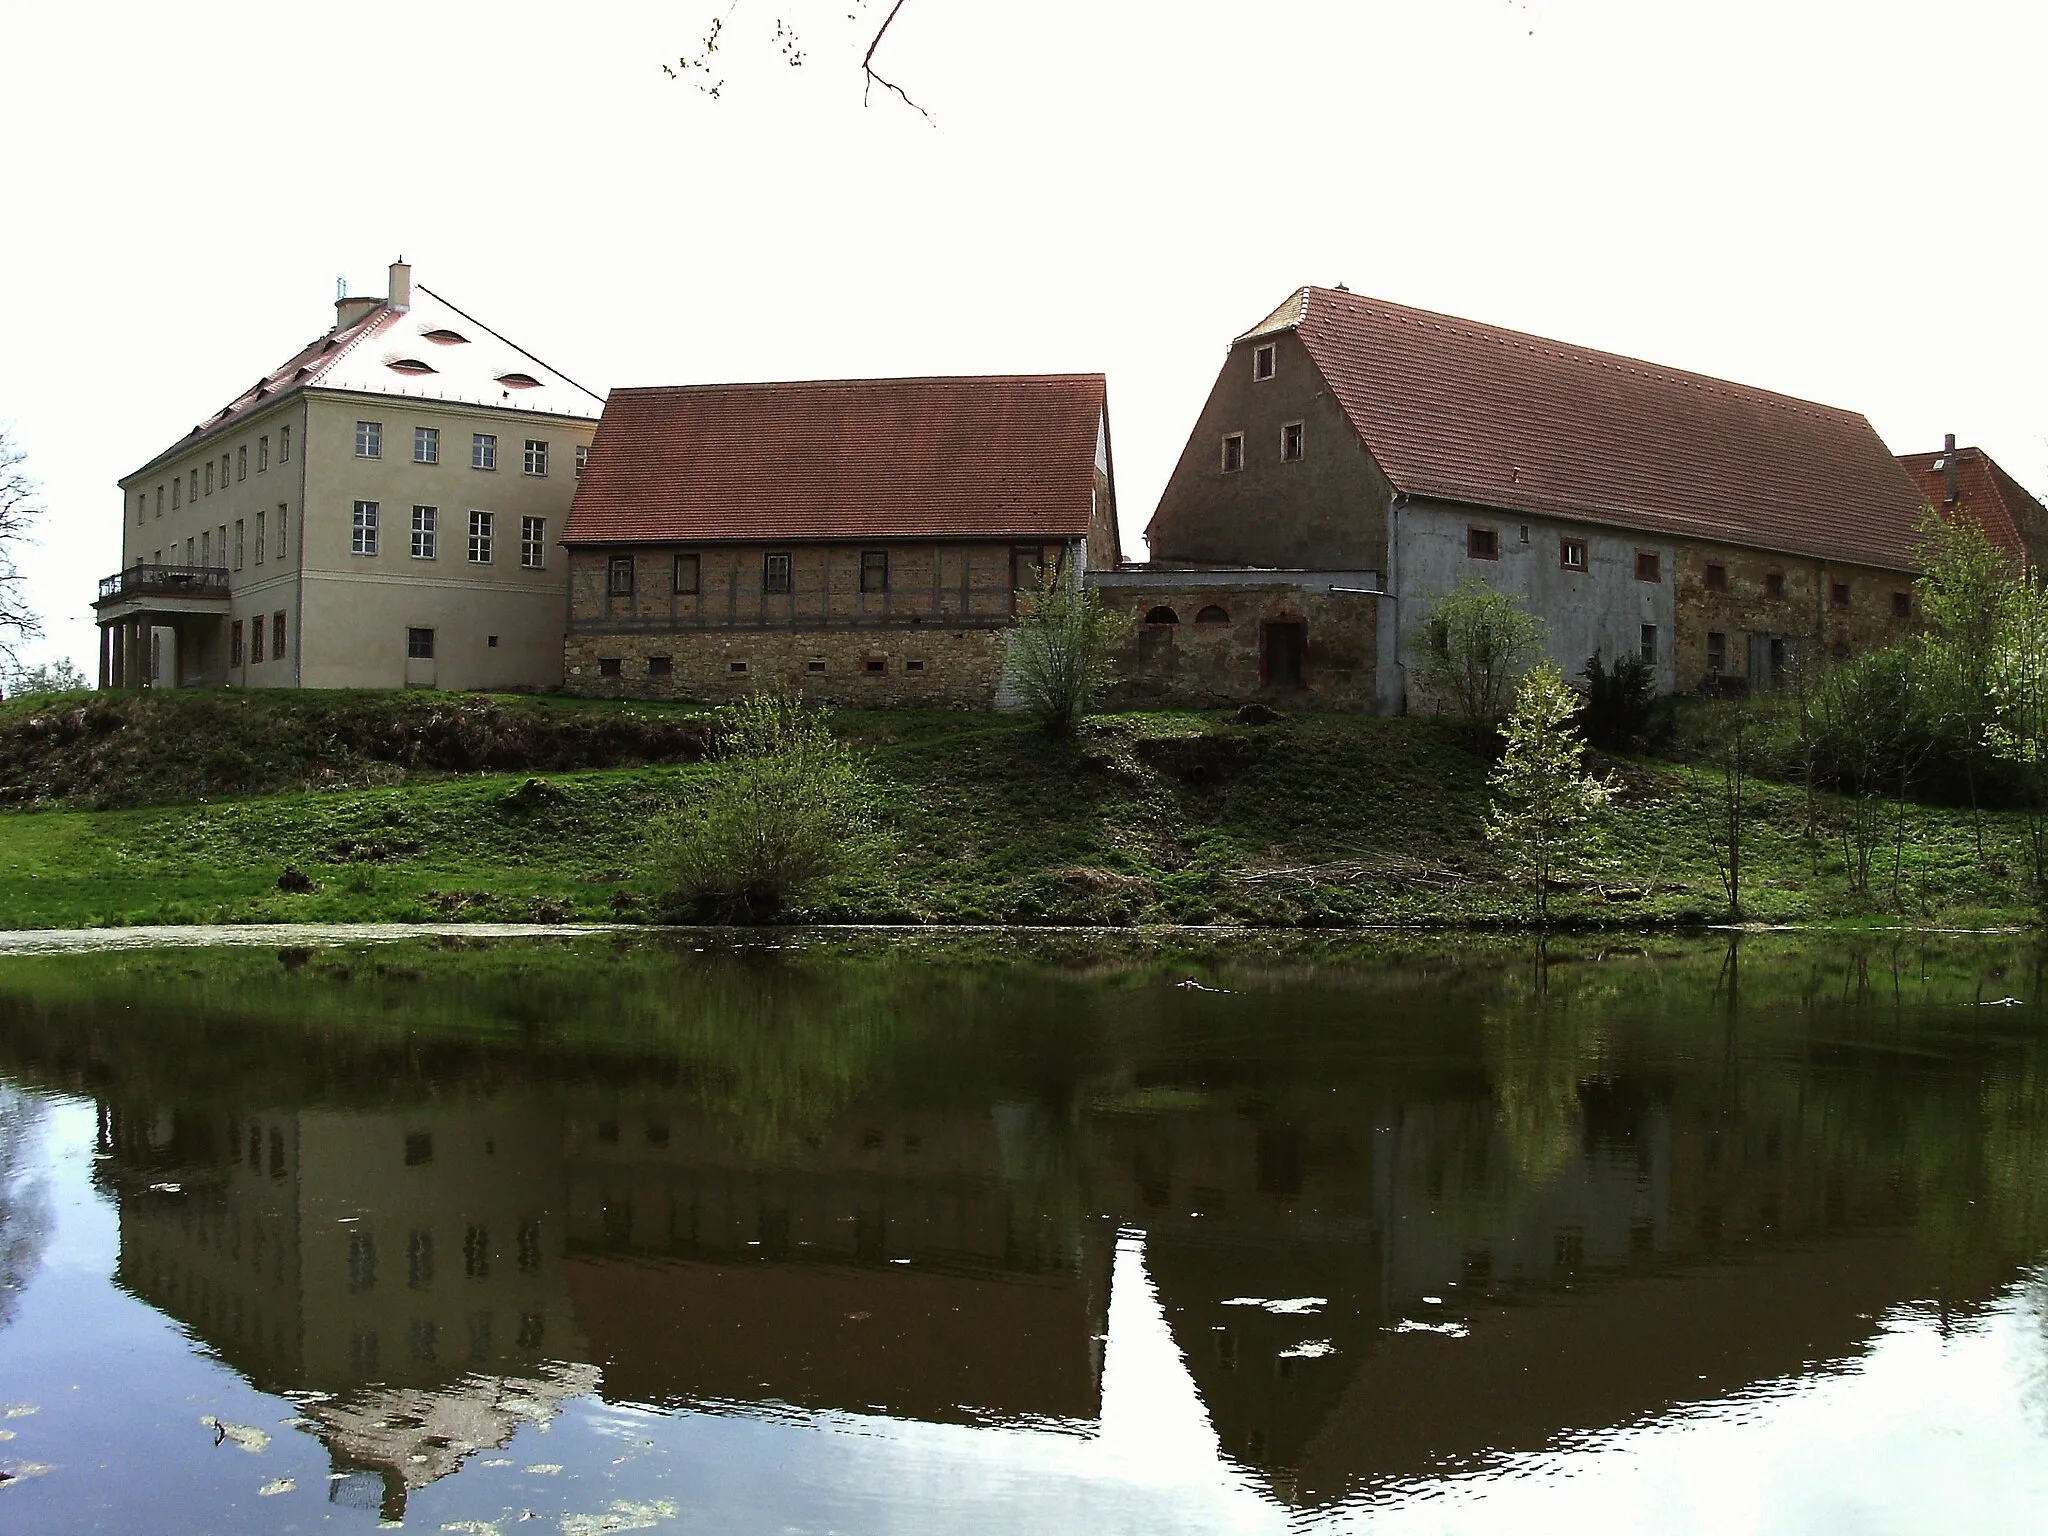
[1,932,2046,1527]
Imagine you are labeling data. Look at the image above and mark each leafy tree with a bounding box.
[1916,508,2017,851]
[1485,662,1610,925]
[656,693,873,921]
[1581,651,1655,751]
[1,657,85,699]
[0,427,45,669]
[1417,579,1542,743]
[1003,562,1121,734]
[1986,578,2048,889]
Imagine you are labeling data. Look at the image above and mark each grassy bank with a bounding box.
[0,689,2039,931]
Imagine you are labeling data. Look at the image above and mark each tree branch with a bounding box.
[860,0,932,121]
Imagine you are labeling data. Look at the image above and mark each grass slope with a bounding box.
[0,691,2035,930]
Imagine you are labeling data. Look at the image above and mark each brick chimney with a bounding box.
[388,257,412,312]
[1942,432,1959,508]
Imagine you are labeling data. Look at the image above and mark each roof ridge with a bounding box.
[1299,286,1865,424]
[610,372,1107,397]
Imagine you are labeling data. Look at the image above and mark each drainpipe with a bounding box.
[1379,492,1406,714]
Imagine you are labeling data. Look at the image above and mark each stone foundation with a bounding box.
[564,626,1010,707]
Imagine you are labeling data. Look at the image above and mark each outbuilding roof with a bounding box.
[1897,446,2048,574]
[562,374,1107,545]
[1246,287,1929,571]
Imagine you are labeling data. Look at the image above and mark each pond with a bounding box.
[0,930,2043,1532]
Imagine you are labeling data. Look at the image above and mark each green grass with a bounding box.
[0,692,2040,931]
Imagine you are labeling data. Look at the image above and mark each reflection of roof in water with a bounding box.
[567,1250,1107,1427]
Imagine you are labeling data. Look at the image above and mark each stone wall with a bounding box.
[1095,577,1381,712]
[565,625,1009,707]
[1671,542,1918,693]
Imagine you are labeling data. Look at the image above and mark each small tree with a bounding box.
[0,657,86,700]
[1486,662,1610,925]
[0,427,45,669]
[657,693,872,921]
[1004,563,1121,734]
[1987,578,2048,888]
[1417,579,1542,743]
[1916,508,2016,851]
[1582,651,1656,751]
[1685,698,1753,920]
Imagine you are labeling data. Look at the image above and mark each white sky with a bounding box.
[2,0,2043,677]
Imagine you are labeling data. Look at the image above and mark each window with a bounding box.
[1635,550,1661,583]
[221,453,230,487]
[251,614,266,664]
[405,1132,433,1167]
[205,461,215,495]
[185,537,195,564]
[648,655,672,677]
[1560,537,1587,571]
[1707,631,1726,672]
[231,621,244,667]
[1196,604,1230,624]
[860,549,889,592]
[200,529,210,566]
[521,516,546,569]
[258,435,269,472]
[1221,433,1245,472]
[1253,343,1276,381]
[254,511,265,563]
[1892,590,1912,619]
[1281,421,1304,461]
[906,659,925,673]
[864,657,885,674]
[1705,562,1728,591]
[219,524,226,563]
[607,554,634,596]
[352,500,379,556]
[171,479,181,511]
[1766,569,1785,598]
[1831,580,1851,607]
[280,426,290,462]
[233,520,244,570]
[407,627,435,660]
[1640,624,1657,664]
[272,610,287,660]
[764,552,793,594]
[598,656,621,677]
[472,433,497,470]
[1145,605,1180,624]
[415,426,439,464]
[807,660,826,674]
[347,1229,376,1293]
[575,445,590,477]
[156,485,164,517]
[468,510,493,563]
[729,660,748,674]
[523,440,548,477]
[487,635,498,647]
[673,552,700,594]
[189,469,198,502]
[1468,527,1499,560]
[136,494,145,526]
[236,446,247,481]
[411,506,437,559]
[276,504,287,560]
[355,421,381,458]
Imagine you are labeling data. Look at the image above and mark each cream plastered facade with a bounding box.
[114,391,595,690]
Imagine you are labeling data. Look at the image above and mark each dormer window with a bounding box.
[387,358,436,374]
[496,372,542,390]
[422,328,469,345]
[1253,343,1276,381]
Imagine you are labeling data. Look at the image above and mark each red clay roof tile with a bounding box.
[1897,447,2048,574]
[1264,288,1929,571]
[563,375,1107,545]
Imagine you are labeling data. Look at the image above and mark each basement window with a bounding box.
[1635,550,1661,583]
[1468,527,1499,561]
[807,660,826,673]
[1892,590,1912,618]
[906,659,926,673]
[1221,434,1245,473]
[864,657,886,674]
[1560,537,1586,571]
[1252,343,1276,381]
[729,660,748,674]
[1705,562,1728,590]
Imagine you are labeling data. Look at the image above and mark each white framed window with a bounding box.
[280,426,290,462]
[574,445,589,477]
[520,516,545,569]
[1221,433,1245,472]
[411,505,437,559]
[172,479,181,510]
[414,426,439,464]
[257,435,269,472]
[136,494,145,526]
[468,510,493,563]
[254,511,265,564]
[355,421,382,458]
[764,551,793,593]
[1253,343,1276,381]
[236,446,247,481]
[205,461,215,495]
[200,530,210,566]
[472,433,496,470]
[233,520,244,569]
[155,485,164,517]
[523,439,548,477]
[1280,421,1303,461]
[352,500,379,556]
[276,503,288,559]
[189,469,198,501]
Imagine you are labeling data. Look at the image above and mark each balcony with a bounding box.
[95,564,231,605]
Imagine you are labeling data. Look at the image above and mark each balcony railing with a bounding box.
[96,564,232,603]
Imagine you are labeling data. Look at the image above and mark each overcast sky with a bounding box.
[3,0,2043,676]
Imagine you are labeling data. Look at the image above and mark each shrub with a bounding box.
[1416,580,1542,742]
[1581,651,1655,751]
[655,694,872,922]
[1485,662,1610,925]
[1003,564,1122,734]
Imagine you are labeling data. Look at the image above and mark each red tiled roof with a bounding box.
[1897,446,2048,574]
[563,375,1107,545]
[1264,288,1928,571]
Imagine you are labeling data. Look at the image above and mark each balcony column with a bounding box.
[97,623,111,690]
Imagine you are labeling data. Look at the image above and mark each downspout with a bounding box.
[291,397,309,688]
[1378,492,1406,714]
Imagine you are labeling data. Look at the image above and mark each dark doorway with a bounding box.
[1262,621,1305,688]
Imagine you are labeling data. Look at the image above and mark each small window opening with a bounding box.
[1705,562,1728,591]
[729,660,749,674]
[1831,581,1851,607]
[1252,343,1276,381]
[1766,569,1786,598]
[906,659,925,673]
[764,552,793,594]
[1640,624,1657,663]
[422,328,469,345]
[597,656,621,677]
[649,655,673,677]
[1635,550,1662,583]
[1280,422,1303,461]
[1221,434,1245,473]
[807,660,826,673]
[1145,605,1180,624]
[1707,631,1727,672]
[1892,590,1912,618]
[487,635,499,648]
[1560,537,1587,571]
[1195,604,1229,625]
[607,555,634,597]
[1468,527,1499,560]
[860,549,889,592]
[864,657,885,674]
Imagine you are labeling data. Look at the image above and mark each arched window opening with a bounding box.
[1195,604,1229,625]
[1144,605,1180,625]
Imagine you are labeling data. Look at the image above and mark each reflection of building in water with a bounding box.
[1096,1086,1957,1505]
[559,1097,1111,1426]
[98,1098,585,1521]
